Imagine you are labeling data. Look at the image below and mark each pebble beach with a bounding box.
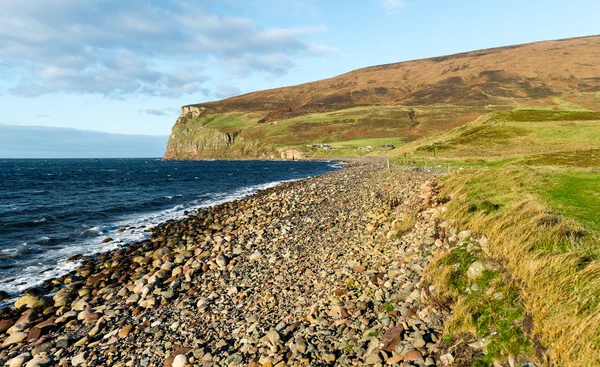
[0,160,470,367]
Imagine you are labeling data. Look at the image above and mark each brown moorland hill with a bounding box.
[166,35,600,159]
[193,35,600,114]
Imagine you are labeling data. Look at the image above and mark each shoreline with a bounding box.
[0,159,345,296]
[0,160,456,366]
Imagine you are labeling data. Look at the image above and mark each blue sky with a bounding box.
[1,0,599,135]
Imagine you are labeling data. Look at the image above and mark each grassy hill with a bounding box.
[165,35,600,160]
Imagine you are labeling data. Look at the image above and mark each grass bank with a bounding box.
[429,166,600,366]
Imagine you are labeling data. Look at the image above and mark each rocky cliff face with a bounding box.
[164,107,279,160]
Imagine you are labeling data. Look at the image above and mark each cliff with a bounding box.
[164,107,304,160]
[164,35,600,160]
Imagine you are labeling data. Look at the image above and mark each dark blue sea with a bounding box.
[0,159,339,293]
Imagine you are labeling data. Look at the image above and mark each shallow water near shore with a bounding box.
[0,158,339,293]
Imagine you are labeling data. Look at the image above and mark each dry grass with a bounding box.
[437,167,600,366]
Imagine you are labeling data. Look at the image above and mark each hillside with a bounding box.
[164,35,600,159]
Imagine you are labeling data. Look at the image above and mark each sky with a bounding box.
[0,0,599,135]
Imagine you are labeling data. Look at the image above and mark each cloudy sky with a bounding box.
[1,0,599,135]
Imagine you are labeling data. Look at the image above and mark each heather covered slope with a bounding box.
[165,35,600,160]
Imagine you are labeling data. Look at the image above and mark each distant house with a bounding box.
[307,143,332,150]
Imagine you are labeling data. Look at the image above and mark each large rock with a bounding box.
[3,332,28,346]
[6,352,31,367]
[14,295,50,310]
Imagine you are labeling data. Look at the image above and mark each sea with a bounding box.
[0,158,339,294]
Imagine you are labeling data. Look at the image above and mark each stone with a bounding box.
[404,350,422,362]
[323,353,336,363]
[71,299,89,311]
[265,330,280,345]
[71,352,87,366]
[458,230,471,241]
[24,354,51,367]
[14,295,50,310]
[440,353,454,366]
[386,354,403,365]
[215,254,228,268]
[0,319,15,332]
[249,251,262,261]
[3,332,28,346]
[467,261,486,279]
[77,310,100,323]
[56,336,70,348]
[365,353,381,365]
[119,324,133,338]
[379,326,404,352]
[6,353,31,367]
[172,354,187,367]
[412,336,426,349]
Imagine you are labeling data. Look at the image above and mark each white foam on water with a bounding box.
[0,243,28,259]
[0,178,299,293]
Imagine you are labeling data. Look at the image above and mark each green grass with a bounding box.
[431,243,530,366]
[433,166,600,366]
[537,171,600,232]
[203,113,259,130]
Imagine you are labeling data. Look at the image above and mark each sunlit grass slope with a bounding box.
[395,109,600,365]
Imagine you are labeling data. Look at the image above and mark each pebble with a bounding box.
[172,354,187,367]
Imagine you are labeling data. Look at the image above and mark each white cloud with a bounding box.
[0,0,334,98]
[382,0,405,10]
[139,109,175,117]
